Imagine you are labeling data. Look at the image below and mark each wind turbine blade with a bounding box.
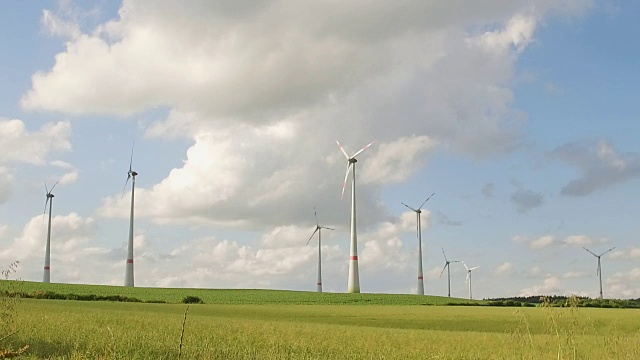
[441,248,448,262]
[49,181,59,193]
[352,141,374,158]
[129,140,135,172]
[314,206,319,227]
[306,227,319,245]
[439,264,447,277]
[44,183,49,194]
[583,247,598,257]
[341,163,352,199]
[321,226,335,231]
[401,202,417,212]
[42,202,46,223]
[470,266,479,271]
[336,140,349,160]
[600,247,616,256]
[463,262,469,271]
[417,192,435,210]
[43,197,49,216]
[122,174,131,197]
[466,272,470,281]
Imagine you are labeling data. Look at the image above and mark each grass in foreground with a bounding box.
[4,299,640,359]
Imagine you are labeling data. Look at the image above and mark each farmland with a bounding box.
[0,280,479,305]
[1,282,640,359]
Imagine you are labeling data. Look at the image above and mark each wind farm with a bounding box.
[20,137,630,301]
[2,1,640,358]
[1,0,636,307]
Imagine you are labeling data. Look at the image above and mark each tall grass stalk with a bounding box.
[178,305,189,359]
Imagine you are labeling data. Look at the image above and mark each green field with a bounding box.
[1,282,640,359]
[0,280,480,305]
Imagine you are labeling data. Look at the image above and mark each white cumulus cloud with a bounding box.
[24,1,593,230]
[0,119,71,165]
[519,276,562,296]
[495,262,514,275]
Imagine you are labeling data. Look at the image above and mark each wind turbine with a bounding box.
[463,262,479,300]
[402,192,435,295]
[306,207,334,292]
[583,246,615,299]
[337,140,374,293]
[440,248,460,297]
[123,144,138,287]
[42,181,58,283]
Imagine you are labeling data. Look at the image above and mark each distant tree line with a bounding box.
[1,290,162,303]
[1,289,206,305]
[484,295,640,309]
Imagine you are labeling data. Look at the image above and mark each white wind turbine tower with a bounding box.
[583,246,615,299]
[463,262,479,300]
[440,248,460,298]
[123,145,138,287]
[42,181,58,283]
[306,207,334,292]
[402,192,435,295]
[337,140,374,293]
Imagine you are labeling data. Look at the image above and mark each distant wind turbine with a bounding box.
[123,143,138,287]
[583,246,615,299]
[463,262,479,300]
[440,248,460,297]
[306,207,334,292]
[337,140,374,293]
[402,192,435,295]
[42,181,58,283]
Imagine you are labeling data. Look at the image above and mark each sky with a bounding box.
[0,0,638,300]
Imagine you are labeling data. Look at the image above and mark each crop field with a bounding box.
[1,282,640,359]
[4,299,640,359]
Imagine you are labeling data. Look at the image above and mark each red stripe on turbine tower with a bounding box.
[418,276,423,280]
[44,266,50,270]
[350,256,358,260]
[127,259,134,264]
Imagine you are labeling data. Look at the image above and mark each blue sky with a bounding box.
[1,0,638,299]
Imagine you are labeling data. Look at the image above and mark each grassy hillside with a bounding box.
[0,280,479,305]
